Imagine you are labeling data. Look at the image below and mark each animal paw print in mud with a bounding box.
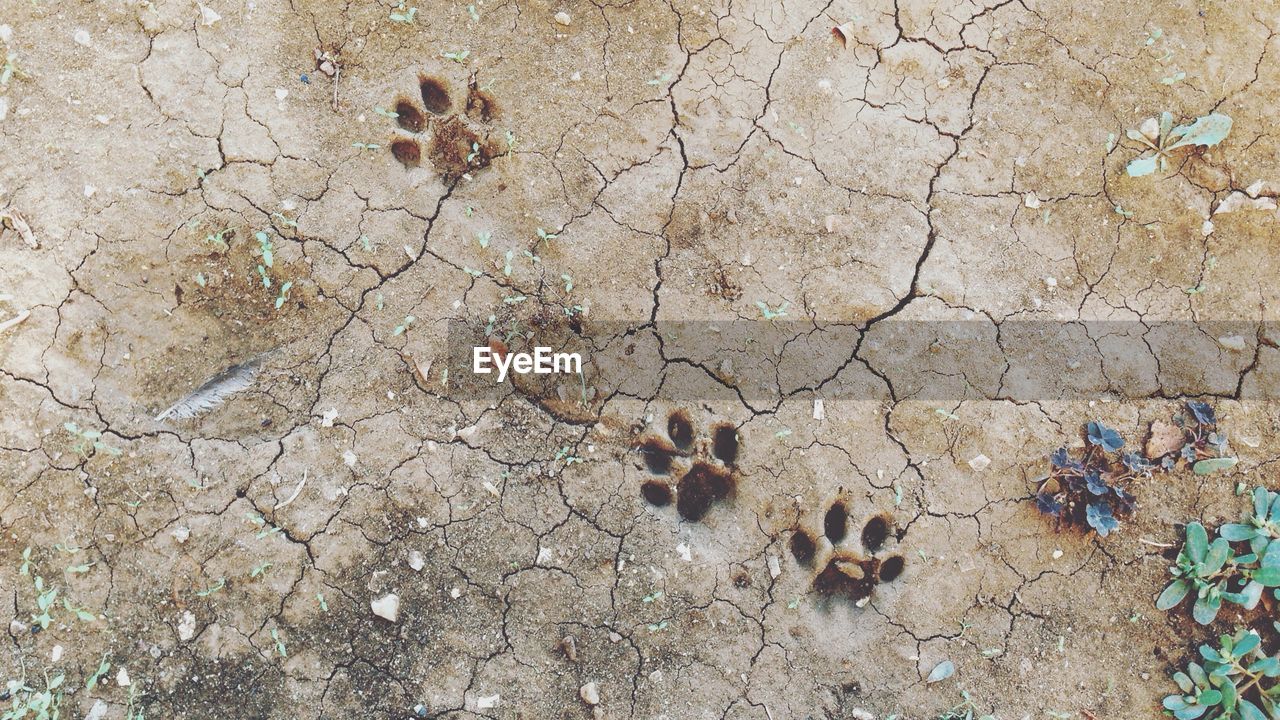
[788,499,906,606]
[636,410,742,522]
[385,73,504,181]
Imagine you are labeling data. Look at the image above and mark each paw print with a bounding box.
[636,409,741,522]
[788,498,906,606]
[385,73,505,181]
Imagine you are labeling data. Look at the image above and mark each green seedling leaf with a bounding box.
[1167,114,1233,150]
[1193,457,1238,475]
[926,660,955,684]
[1126,154,1159,177]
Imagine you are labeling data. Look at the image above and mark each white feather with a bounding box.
[155,356,264,421]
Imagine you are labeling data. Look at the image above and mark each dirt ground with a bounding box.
[3,0,1280,718]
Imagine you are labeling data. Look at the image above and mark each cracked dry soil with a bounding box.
[3,1,1280,718]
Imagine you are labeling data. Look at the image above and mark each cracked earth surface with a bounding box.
[3,0,1280,718]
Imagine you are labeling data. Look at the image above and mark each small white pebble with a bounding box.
[1218,335,1247,352]
[371,593,400,622]
[968,454,990,471]
[579,682,600,705]
[73,29,91,46]
[1052,549,1063,560]
[51,645,63,662]
[408,550,425,571]
[554,11,572,25]
[116,667,130,687]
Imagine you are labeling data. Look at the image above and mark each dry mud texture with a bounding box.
[3,1,1280,718]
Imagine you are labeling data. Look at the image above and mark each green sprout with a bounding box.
[1157,488,1280,625]
[755,300,789,320]
[389,2,417,23]
[1164,629,1280,720]
[63,422,122,458]
[393,315,415,336]
[274,281,293,310]
[1126,112,1232,177]
[441,49,470,63]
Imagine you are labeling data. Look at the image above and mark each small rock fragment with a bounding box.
[813,398,825,420]
[116,667,130,687]
[1023,193,1041,209]
[178,610,196,641]
[321,408,338,427]
[968,454,991,472]
[85,701,108,720]
[476,694,500,710]
[198,3,222,26]
[1218,335,1247,352]
[767,553,781,579]
[407,550,425,572]
[554,11,572,25]
[1051,548,1063,560]
[1139,117,1160,142]
[172,525,190,544]
[51,645,63,662]
[0,25,12,44]
[371,593,400,622]
[579,682,601,706]
[0,97,8,123]
[73,29,91,46]
[560,635,579,662]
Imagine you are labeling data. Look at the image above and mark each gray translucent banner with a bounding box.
[443,320,1277,403]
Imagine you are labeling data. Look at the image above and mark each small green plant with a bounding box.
[2,670,64,720]
[389,1,417,23]
[274,281,293,309]
[934,690,995,720]
[755,300,788,320]
[1,51,29,88]
[535,227,558,244]
[393,315,415,336]
[255,231,274,267]
[1164,629,1280,719]
[85,655,111,692]
[63,422,122,458]
[441,49,470,63]
[1126,112,1232,177]
[205,226,232,249]
[271,628,288,657]
[1159,487,1280,624]
[1036,402,1233,537]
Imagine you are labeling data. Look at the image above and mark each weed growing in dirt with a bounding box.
[1035,403,1235,537]
[389,2,417,24]
[1164,629,1280,719]
[1126,112,1232,177]
[63,422,122,458]
[1034,421,1138,536]
[1158,487,1280,624]
[927,690,995,720]
[2,670,64,720]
